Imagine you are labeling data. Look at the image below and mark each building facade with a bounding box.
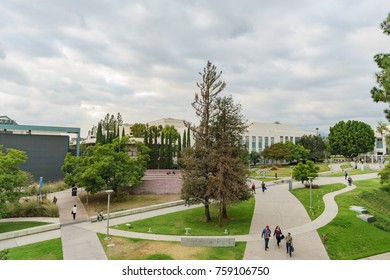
[243,122,315,154]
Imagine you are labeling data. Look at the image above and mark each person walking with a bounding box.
[71,204,77,220]
[261,181,267,192]
[261,225,272,251]
[273,226,284,247]
[285,232,294,257]
[344,170,348,180]
[347,176,353,186]
[251,183,256,194]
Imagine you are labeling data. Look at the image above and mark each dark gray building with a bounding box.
[0,117,80,182]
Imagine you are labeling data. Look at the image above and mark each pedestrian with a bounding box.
[261,225,272,251]
[261,181,267,192]
[275,172,278,179]
[347,176,353,186]
[273,226,284,247]
[344,170,348,180]
[251,183,256,194]
[285,232,294,257]
[97,211,103,222]
[71,204,77,220]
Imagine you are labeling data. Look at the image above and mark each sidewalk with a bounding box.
[47,188,107,260]
[1,172,388,260]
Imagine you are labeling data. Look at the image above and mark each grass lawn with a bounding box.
[0,221,50,233]
[324,169,377,177]
[98,234,246,260]
[251,163,330,178]
[115,197,255,236]
[317,178,390,259]
[78,190,181,216]
[5,238,63,260]
[292,183,346,220]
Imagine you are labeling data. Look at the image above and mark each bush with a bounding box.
[304,183,320,189]
[4,200,59,218]
[270,166,279,170]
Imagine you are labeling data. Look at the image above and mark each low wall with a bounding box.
[90,200,185,222]
[0,223,60,241]
[181,237,236,247]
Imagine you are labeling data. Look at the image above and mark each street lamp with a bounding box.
[308,177,314,211]
[104,190,114,240]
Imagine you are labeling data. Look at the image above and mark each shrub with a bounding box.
[5,200,59,218]
[270,166,279,170]
[304,183,320,189]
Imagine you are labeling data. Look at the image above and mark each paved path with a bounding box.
[1,169,389,260]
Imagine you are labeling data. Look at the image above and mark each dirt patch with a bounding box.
[79,191,181,216]
[104,237,205,260]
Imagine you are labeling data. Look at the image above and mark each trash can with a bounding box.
[71,187,77,196]
[288,180,293,191]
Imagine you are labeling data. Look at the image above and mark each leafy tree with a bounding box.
[62,137,149,194]
[371,13,390,120]
[0,146,33,218]
[292,160,319,184]
[328,120,375,161]
[250,151,260,166]
[284,141,309,163]
[131,123,147,138]
[378,162,390,191]
[296,135,327,162]
[262,142,291,164]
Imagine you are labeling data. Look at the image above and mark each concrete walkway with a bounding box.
[1,169,389,260]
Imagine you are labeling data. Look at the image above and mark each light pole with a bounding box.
[308,177,314,211]
[104,190,114,240]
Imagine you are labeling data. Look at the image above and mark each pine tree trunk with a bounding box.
[204,200,211,222]
[222,201,228,219]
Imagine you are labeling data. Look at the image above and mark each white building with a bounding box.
[243,122,315,153]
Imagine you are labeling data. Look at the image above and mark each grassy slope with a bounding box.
[0,221,50,233]
[317,178,390,259]
[6,238,63,260]
[115,197,255,236]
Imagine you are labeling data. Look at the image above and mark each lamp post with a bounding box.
[104,190,114,240]
[308,177,314,210]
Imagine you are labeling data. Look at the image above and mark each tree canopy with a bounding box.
[328,120,375,159]
[292,160,319,184]
[371,13,390,121]
[296,135,327,162]
[62,137,149,194]
[0,146,33,218]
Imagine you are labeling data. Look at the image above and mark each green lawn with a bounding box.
[0,221,50,233]
[115,198,255,236]
[324,169,377,177]
[292,183,346,220]
[317,178,390,259]
[5,238,63,260]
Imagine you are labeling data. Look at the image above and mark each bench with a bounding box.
[349,206,368,214]
[181,237,235,247]
[357,214,376,223]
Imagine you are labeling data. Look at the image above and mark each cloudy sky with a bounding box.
[1,0,389,137]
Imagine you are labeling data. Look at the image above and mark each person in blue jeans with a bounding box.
[285,232,293,257]
[261,225,272,250]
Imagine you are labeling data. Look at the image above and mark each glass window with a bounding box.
[252,136,256,150]
[377,138,383,149]
[245,136,249,149]
[280,136,283,143]
[271,137,275,145]
[265,137,269,148]
[258,136,262,151]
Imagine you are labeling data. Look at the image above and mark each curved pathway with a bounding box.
[1,171,388,260]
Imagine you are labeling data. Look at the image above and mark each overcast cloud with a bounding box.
[0,0,389,137]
